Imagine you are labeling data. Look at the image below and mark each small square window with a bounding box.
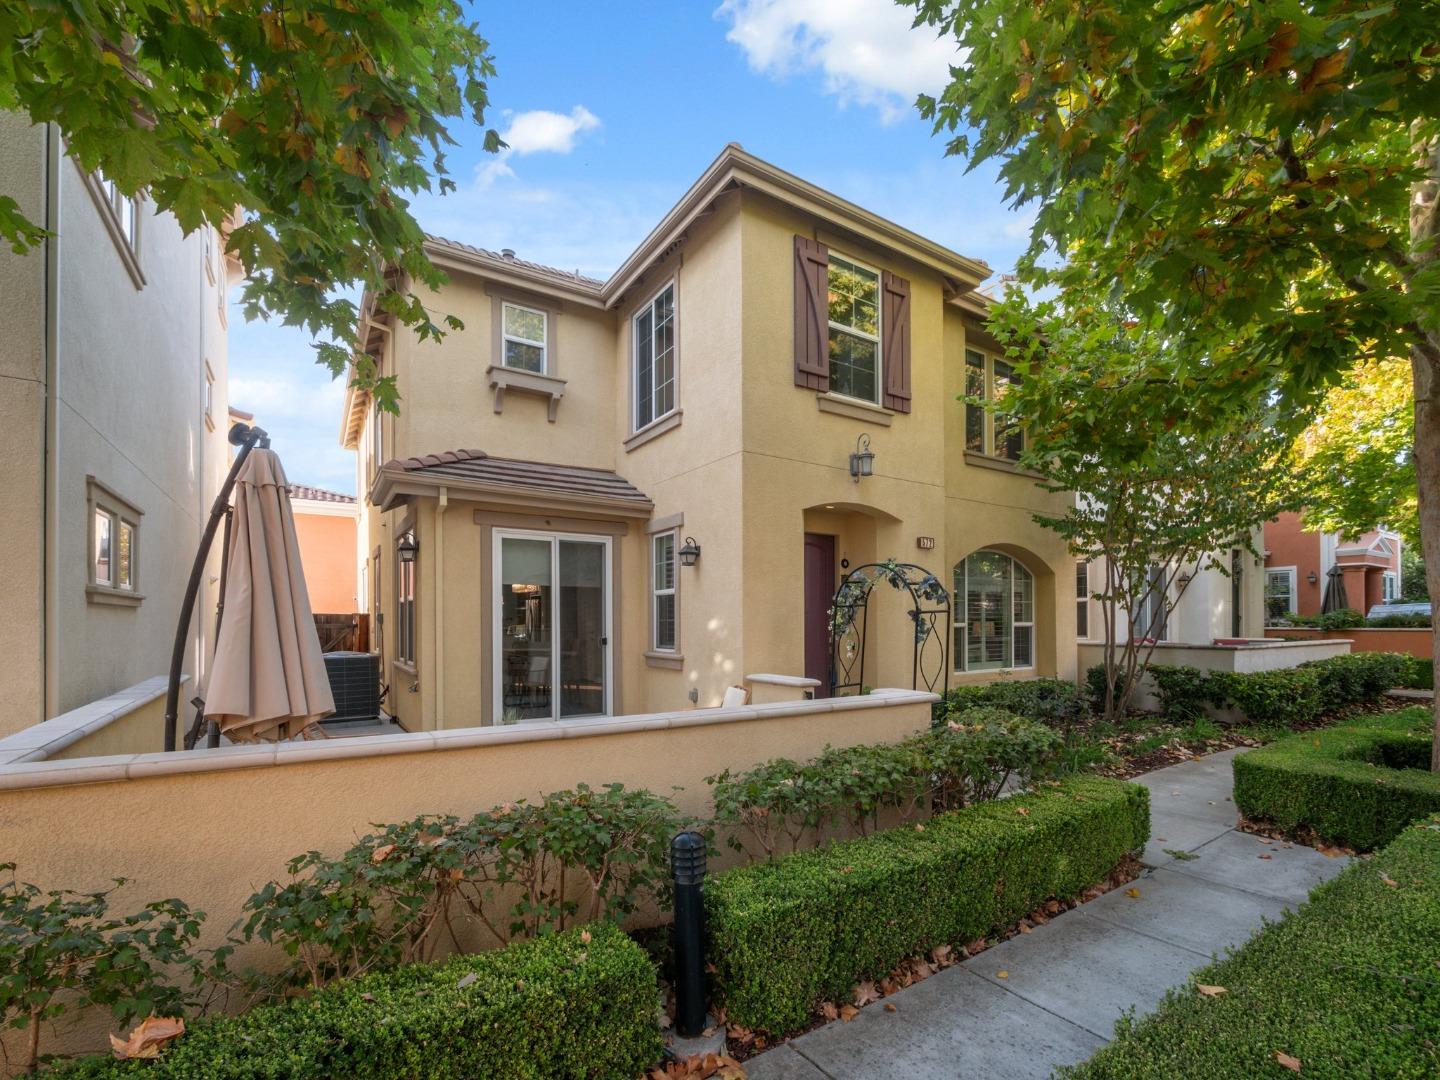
[87,477,142,603]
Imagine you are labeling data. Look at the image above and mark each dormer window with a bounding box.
[502,302,547,373]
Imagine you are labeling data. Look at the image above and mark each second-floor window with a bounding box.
[633,283,676,430]
[502,302,547,373]
[99,175,138,251]
[827,254,881,403]
[965,349,1024,461]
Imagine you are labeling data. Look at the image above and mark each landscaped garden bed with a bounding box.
[1059,813,1440,1079]
[705,775,1149,1036]
[1233,706,1440,851]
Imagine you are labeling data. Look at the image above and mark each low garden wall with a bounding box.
[0,689,933,1063]
[0,675,180,765]
[1265,625,1433,658]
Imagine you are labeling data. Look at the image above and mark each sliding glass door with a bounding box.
[495,531,611,723]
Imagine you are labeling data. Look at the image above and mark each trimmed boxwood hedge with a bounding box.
[1061,813,1440,1079]
[705,776,1149,1035]
[48,925,662,1080]
[1232,707,1440,851]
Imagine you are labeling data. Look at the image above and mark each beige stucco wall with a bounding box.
[0,116,229,735]
[0,691,931,1063]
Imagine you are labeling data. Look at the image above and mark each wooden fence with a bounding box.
[313,612,369,653]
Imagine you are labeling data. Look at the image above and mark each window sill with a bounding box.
[816,393,894,426]
[963,451,1042,479]
[86,585,143,607]
[624,410,682,452]
[392,660,417,677]
[644,650,684,670]
[486,365,566,422]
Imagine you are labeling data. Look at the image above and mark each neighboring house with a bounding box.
[1075,534,1267,649]
[288,484,360,614]
[0,114,235,736]
[1263,511,1402,622]
[340,144,1077,732]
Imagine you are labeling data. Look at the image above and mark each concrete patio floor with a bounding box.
[744,748,1351,1080]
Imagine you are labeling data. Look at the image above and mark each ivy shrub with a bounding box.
[705,776,1149,1035]
[0,868,204,1075]
[49,925,663,1080]
[932,678,1089,734]
[708,711,1062,856]
[223,784,690,998]
[1317,607,1366,631]
[1060,814,1440,1079]
[1232,708,1440,851]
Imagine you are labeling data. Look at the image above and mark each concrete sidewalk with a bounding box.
[744,749,1350,1080]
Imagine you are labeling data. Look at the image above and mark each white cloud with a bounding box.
[716,0,957,120]
[501,106,601,156]
[476,105,602,188]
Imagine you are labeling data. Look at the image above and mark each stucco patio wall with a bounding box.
[0,689,932,1063]
[1265,626,1432,659]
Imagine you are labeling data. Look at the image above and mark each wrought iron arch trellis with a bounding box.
[829,560,950,697]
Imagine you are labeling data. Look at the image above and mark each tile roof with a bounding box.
[289,484,357,504]
[387,449,651,507]
[424,235,605,289]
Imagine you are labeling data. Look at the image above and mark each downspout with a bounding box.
[42,123,62,720]
[434,486,447,728]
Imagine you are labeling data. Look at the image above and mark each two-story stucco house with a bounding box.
[340,144,1077,729]
[0,114,236,736]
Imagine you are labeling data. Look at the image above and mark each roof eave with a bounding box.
[425,239,607,308]
[370,466,654,519]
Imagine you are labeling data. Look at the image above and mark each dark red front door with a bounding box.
[803,533,836,691]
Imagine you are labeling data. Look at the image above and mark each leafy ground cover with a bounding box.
[1060,815,1440,1079]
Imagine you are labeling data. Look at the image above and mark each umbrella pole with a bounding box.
[183,506,233,751]
[164,423,268,752]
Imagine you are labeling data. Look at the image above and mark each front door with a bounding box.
[494,531,611,723]
[803,533,836,690]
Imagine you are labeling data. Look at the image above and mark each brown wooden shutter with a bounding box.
[794,235,829,391]
[882,270,912,413]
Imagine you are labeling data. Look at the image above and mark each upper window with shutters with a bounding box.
[794,235,911,415]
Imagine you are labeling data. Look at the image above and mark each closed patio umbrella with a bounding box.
[203,447,334,742]
[1321,565,1349,614]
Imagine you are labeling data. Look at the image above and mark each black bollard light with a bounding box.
[670,830,708,1038]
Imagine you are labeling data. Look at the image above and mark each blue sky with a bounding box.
[227,0,1032,494]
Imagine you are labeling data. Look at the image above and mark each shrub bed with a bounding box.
[931,678,1089,732]
[49,925,662,1080]
[1232,707,1440,851]
[705,776,1149,1034]
[1060,813,1440,1078]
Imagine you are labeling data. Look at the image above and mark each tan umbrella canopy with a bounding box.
[204,447,334,742]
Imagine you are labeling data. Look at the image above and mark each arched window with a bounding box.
[954,551,1035,671]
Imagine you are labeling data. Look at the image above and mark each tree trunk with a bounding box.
[1410,127,1439,770]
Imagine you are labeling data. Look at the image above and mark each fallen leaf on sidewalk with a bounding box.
[883,1003,897,1013]
[1258,854,1273,860]
[996,970,1009,979]
[1125,887,1141,899]
[1196,984,1227,997]
[1273,1050,1302,1072]
[839,1005,859,1022]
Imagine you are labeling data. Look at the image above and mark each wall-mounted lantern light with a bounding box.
[398,533,419,563]
[849,433,875,483]
[678,536,702,567]
[1307,570,1318,584]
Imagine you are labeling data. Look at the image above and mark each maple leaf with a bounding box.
[1274,1050,1302,1072]
[853,981,880,1007]
[1196,984,1227,997]
[819,1001,839,1022]
[370,843,396,863]
[110,1016,184,1060]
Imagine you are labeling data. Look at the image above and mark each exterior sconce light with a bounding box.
[1307,571,1318,584]
[398,533,419,564]
[1177,572,1193,586]
[678,537,702,567]
[849,433,875,483]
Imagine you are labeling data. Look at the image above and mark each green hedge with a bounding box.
[1060,813,1440,1079]
[931,678,1089,731]
[1232,708,1440,851]
[705,776,1149,1035]
[48,925,662,1080]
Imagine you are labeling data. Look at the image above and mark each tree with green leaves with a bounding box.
[908,0,1440,762]
[0,0,502,409]
[1290,354,1417,547]
[985,301,1297,717]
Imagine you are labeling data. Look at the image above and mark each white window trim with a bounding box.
[79,167,146,289]
[203,360,216,431]
[826,252,883,406]
[1383,571,1399,602]
[86,476,143,606]
[953,550,1036,673]
[965,348,1024,462]
[1076,559,1092,641]
[1264,566,1298,623]
[501,302,548,374]
[651,530,679,654]
[631,279,679,435]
